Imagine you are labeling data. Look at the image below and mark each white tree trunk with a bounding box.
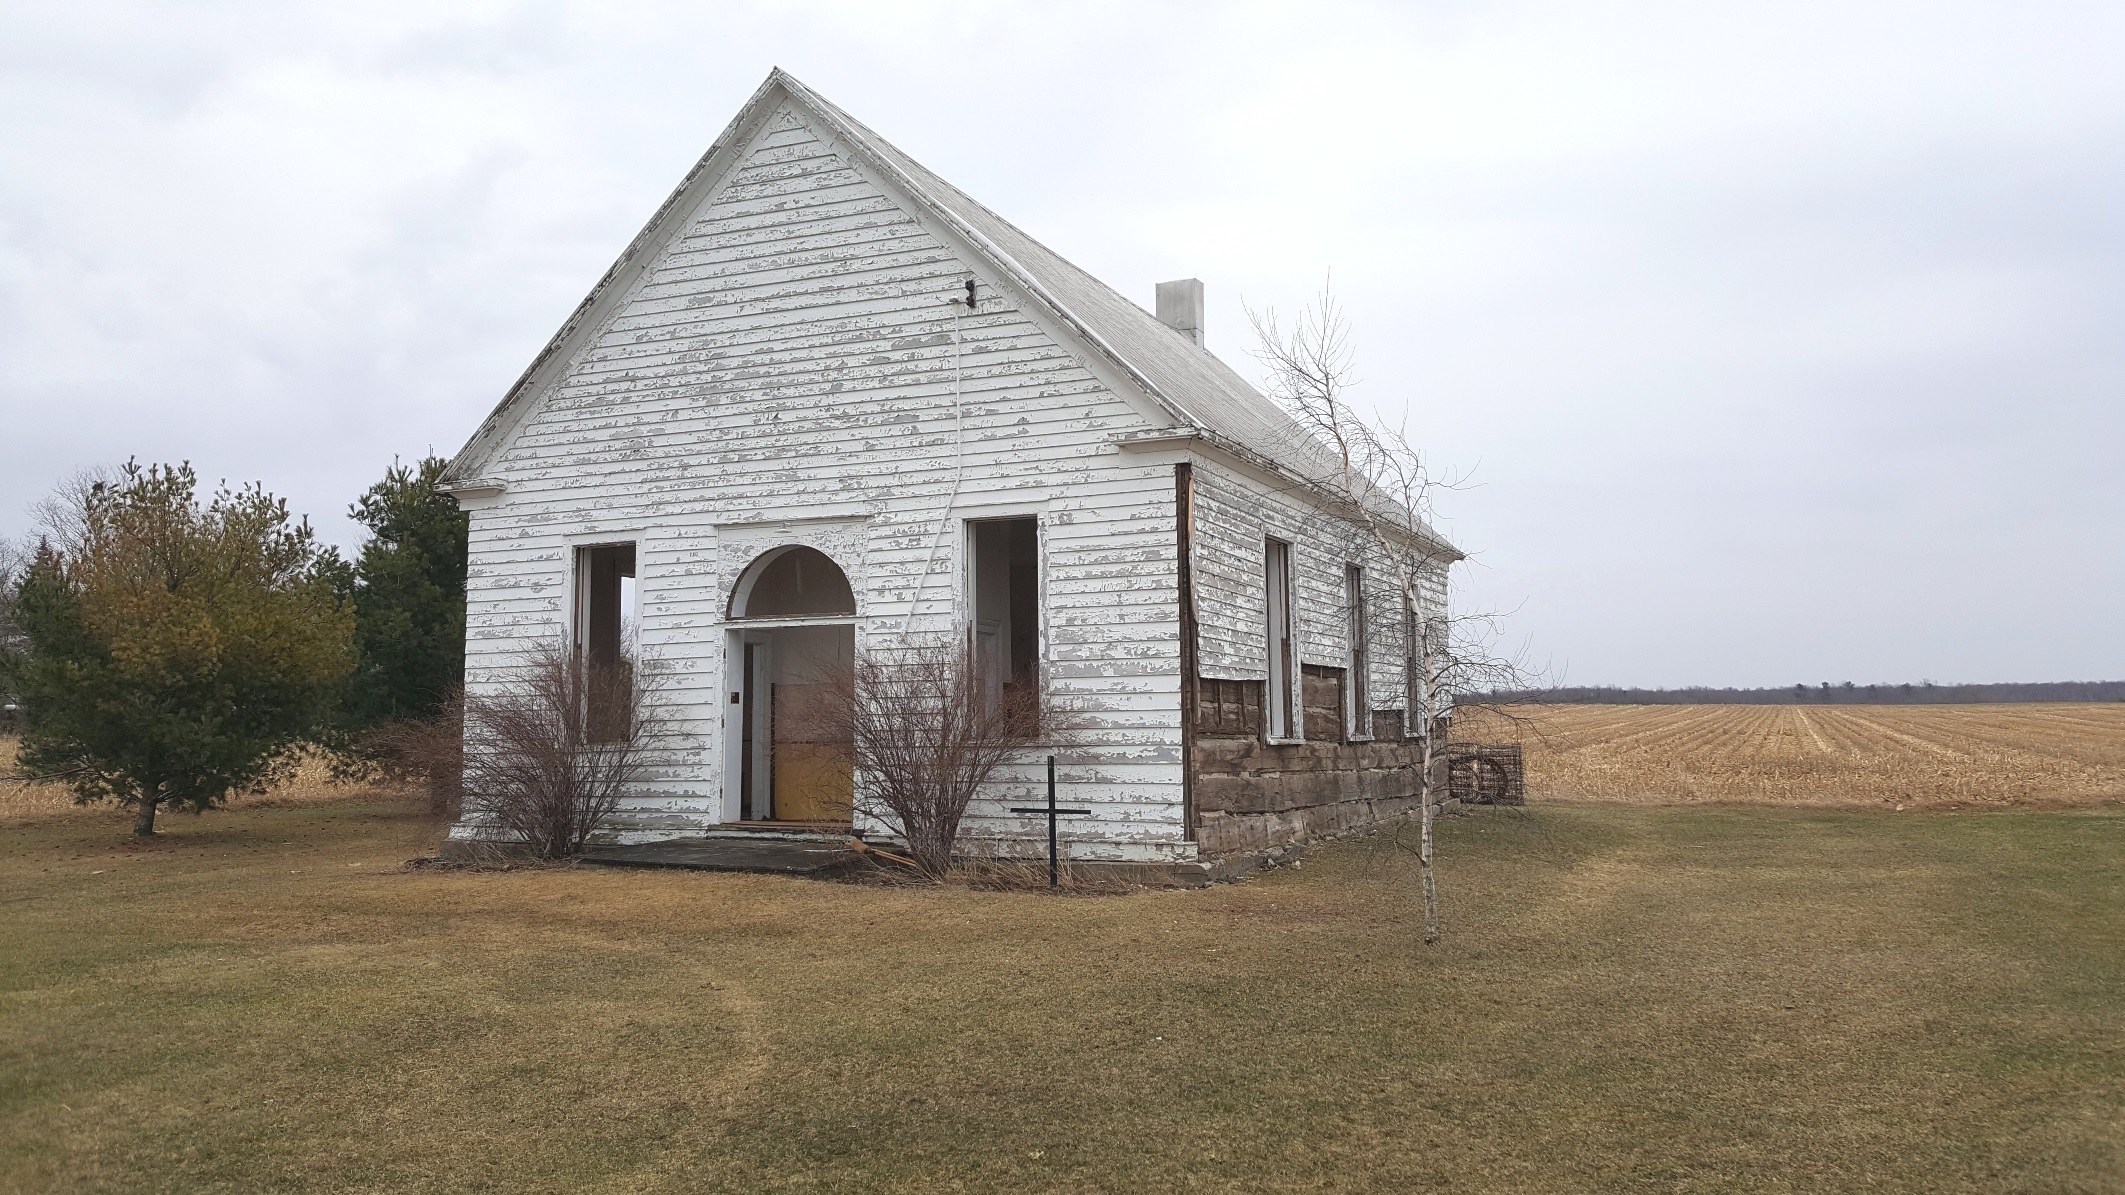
[1416,612,1440,944]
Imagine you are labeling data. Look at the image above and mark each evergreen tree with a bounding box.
[4,462,355,835]
[340,457,469,727]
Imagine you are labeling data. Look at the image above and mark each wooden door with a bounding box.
[770,682,852,823]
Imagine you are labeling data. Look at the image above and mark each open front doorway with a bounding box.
[736,624,854,824]
[727,546,858,827]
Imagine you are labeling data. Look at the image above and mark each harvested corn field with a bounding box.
[1457,703,2125,809]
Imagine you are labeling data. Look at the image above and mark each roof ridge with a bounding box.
[444,67,1457,558]
[773,72,1213,432]
[769,77,1373,491]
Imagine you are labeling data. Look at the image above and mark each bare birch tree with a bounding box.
[1250,280,1526,943]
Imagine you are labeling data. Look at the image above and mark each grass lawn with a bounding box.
[1,794,2119,1193]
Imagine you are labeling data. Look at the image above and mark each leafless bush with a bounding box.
[461,642,665,858]
[358,692,465,819]
[807,638,1049,880]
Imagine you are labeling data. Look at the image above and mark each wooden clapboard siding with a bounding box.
[1187,459,1445,721]
[455,101,1189,859]
[447,72,1460,864]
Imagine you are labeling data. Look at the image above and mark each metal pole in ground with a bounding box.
[1010,758,1088,892]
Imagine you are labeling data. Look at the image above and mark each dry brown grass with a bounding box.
[1458,703,2125,810]
[3,790,2118,1193]
[0,735,393,825]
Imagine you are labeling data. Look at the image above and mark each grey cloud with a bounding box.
[1,0,2117,687]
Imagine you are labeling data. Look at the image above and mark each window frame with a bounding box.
[571,540,639,669]
[962,514,1045,715]
[1346,563,1372,740]
[1263,535,1301,743]
[570,539,641,745]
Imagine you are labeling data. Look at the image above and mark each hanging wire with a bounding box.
[904,280,973,637]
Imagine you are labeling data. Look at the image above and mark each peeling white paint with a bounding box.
[445,75,1448,864]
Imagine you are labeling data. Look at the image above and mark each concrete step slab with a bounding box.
[583,836,858,876]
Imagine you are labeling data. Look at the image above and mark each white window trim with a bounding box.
[1347,562,1373,742]
[566,534,645,658]
[1263,535,1303,745]
[960,513,1051,709]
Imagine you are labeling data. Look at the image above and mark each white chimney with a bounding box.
[1155,278,1205,347]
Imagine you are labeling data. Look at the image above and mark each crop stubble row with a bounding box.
[1456,703,2125,808]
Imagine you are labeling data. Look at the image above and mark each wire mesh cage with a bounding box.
[1446,743,1525,806]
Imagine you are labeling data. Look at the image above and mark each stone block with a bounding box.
[1194,773,1253,813]
[1195,737,1255,773]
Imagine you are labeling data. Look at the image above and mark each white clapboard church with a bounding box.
[440,69,1458,876]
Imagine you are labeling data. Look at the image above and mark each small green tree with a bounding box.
[3,462,355,836]
[338,456,469,726]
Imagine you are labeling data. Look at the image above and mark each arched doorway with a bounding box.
[726,547,857,826]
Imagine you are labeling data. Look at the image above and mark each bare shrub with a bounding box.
[809,638,1048,880]
[358,692,465,819]
[461,642,665,859]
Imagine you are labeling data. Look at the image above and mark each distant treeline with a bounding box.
[1467,681,2125,706]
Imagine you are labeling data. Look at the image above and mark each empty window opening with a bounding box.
[1405,605,1444,742]
[1347,564,1370,737]
[575,543,638,672]
[1265,537,1298,740]
[970,517,1040,710]
[1405,605,1419,739]
[733,546,856,619]
[575,543,637,742]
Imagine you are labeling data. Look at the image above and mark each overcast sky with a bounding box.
[3,0,2119,687]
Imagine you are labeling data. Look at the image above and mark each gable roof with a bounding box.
[442,69,1457,560]
[783,78,1305,463]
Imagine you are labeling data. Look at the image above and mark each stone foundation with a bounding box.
[1193,735,1446,857]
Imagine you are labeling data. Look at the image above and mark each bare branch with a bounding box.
[460,643,669,858]
[1249,277,1545,944]
[353,696,465,820]
[807,636,1056,880]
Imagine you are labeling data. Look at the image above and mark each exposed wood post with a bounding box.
[1176,463,1198,842]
